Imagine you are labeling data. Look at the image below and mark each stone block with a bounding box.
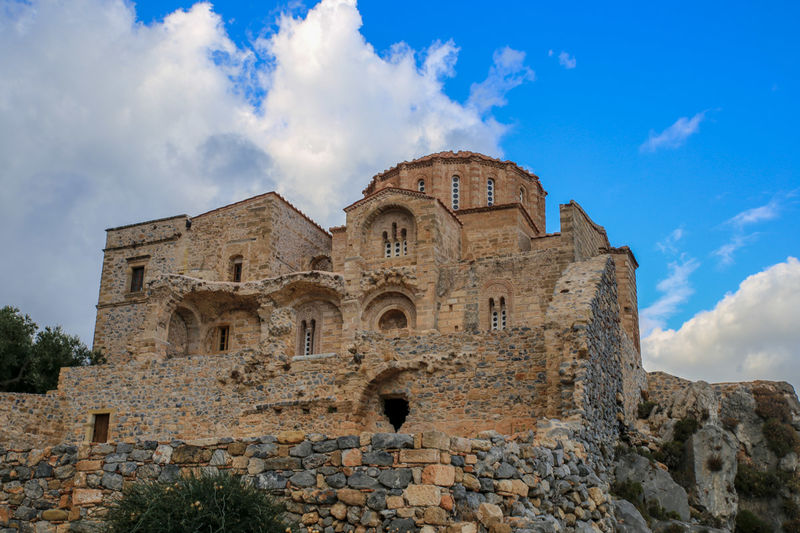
[421,464,455,486]
[277,431,305,444]
[404,484,441,506]
[422,431,450,450]
[399,449,440,464]
[337,488,366,506]
[72,489,103,505]
[477,503,503,526]
[75,460,101,472]
[342,448,362,467]
[41,509,69,522]
[423,506,449,525]
[330,502,348,520]
[152,444,172,465]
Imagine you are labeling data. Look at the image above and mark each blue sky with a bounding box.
[1,0,798,386]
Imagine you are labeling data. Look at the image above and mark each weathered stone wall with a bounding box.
[0,393,63,450]
[0,431,615,533]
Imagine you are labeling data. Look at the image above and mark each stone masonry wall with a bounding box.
[0,430,615,533]
[0,394,63,450]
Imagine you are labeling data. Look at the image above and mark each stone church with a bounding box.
[3,151,646,449]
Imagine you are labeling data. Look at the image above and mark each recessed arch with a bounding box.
[362,290,417,332]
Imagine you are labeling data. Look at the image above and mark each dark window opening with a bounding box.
[130,266,144,292]
[379,309,407,331]
[382,397,409,432]
[92,413,110,443]
[218,326,230,352]
[232,262,243,282]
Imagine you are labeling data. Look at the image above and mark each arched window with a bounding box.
[383,231,391,258]
[301,319,315,355]
[489,296,508,331]
[487,178,494,206]
[451,176,460,210]
[382,223,409,258]
[418,179,425,192]
[500,297,507,329]
[519,187,525,204]
[490,298,498,330]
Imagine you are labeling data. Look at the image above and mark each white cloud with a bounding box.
[0,0,533,344]
[640,111,706,153]
[468,47,535,113]
[726,198,781,227]
[655,227,684,254]
[643,258,800,389]
[557,51,576,69]
[640,256,700,336]
[712,233,758,266]
[713,196,786,265]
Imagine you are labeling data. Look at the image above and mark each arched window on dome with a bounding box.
[487,178,495,206]
[418,179,425,193]
[451,176,460,210]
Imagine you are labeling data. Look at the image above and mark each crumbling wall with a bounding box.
[0,431,614,533]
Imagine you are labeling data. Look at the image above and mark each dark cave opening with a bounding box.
[382,397,409,431]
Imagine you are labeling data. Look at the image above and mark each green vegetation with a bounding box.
[764,418,800,458]
[706,455,723,472]
[104,471,292,533]
[734,462,781,498]
[0,306,104,393]
[638,400,658,419]
[735,509,771,533]
[753,386,792,423]
[673,417,699,443]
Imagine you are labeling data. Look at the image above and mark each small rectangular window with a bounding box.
[232,263,242,282]
[92,413,110,443]
[218,326,230,352]
[130,266,144,292]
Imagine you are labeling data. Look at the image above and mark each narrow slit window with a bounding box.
[130,266,144,292]
[218,325,230,352]
[91,413,110,443]
[451,176,460,210]
[394,241,401,257]
[303,319,315,355]
[385,241,392,257]
[519,187,525,204]
[487,178,494,206]
[418,179,425,192]
[232,260,243,282]
[500,297,507,330]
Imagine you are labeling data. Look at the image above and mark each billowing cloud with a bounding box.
[640,256,700,336]
[643,258,800,388]
[0,0,532,343]
[558,51,576,69]
[640,111,706,153]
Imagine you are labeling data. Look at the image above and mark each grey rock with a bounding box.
[367,490,387,511]
[290,441,313,458]
[363,451,393,466]
[34,463,53,478]
[495,462,518,478]
[326,472,347,488]
[385,518,415,533]
[245,443,277,458]
[263,456,302,470]
[688,425,738,528]
[116,443,133,454]
[615,454,690,521]
[346,505,361,524]
[256,471,287,490]
[24,479,44,499]
[137,464,160,478]
[14,505,37,521]
[348,472,379,489]
[104,453,127,463]
[371,433,414,449]
[209,449,230,466]
[158,465,180,483]
[289,471,316,487]
[612,499,651,533]
[314,440,339,453]
[101,472,124,490]
[118,462,138,475]
[129,449,152,462]
[302,453,328,469]
[378,468,412,489]
[337,436,360,449]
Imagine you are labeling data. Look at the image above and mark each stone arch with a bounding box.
[352,363,423,432]
[360,204,418,261]
[166,305,201,358]
[309,255,332,272]
[281,290,344,356]
[481,280,514,331]
[361,290,416,332]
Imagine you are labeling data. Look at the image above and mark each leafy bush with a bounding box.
[734,462,781,498]
[638,401,658,419]
[735,509,771,533]
[763,418,800,458]
[706,455,723,472]
[661,524,687,533]
[655,440,686,471]
[753,386,792,423]
[611,479,643,504]
[104,471,292,533]
[673,417,699,443]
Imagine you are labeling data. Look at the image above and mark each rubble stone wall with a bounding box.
[0,431,615,533]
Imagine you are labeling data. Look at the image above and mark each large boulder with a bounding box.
[612,499,651,533]
[651,381,719,439]
[615,454,690,521]
[688,425,738,527]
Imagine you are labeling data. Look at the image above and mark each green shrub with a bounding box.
[673,417,699,443]
[655,440,686,471]
[611,479,644,505]
[734,462,781,498]
[660,524,686,533]
[638,401,658,419]
[735,509,771,533]
[763,418,800,458]
[753,386,792,423]
[785,499,800,520]
[706,455,723,472]
[104,471,292,533]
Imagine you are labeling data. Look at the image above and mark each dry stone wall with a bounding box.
[0,431,615,533]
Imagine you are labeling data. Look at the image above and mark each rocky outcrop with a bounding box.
[611,499,650,532]
[614,454,690,521]
[687,426,738,527]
